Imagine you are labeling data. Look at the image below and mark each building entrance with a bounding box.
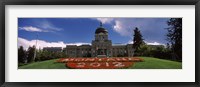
[97,49,107,58]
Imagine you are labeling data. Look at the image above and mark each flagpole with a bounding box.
[33,33,38,61]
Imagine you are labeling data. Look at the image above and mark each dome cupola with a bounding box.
[95,22,108,34]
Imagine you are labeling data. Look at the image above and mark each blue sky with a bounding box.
[18,18,170,49]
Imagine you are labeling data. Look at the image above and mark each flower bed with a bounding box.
[56,57,144,63]
[66,62,134,69]
[56,57,144,69]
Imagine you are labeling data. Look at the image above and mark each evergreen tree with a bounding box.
[18,46,26,63]
[27,46,36,63]
[133,27,144,53]
[166,18,182,61]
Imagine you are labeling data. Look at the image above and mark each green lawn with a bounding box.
[18,57,182,69]
[19,59,68,69]
[128,57,182,69]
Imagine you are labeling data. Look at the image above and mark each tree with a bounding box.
[166,18,182,61]
[133,27,144,53]
[18,46,26,63]
[35,48,42,62]
[27,46,36,63]
[137,44,150,56]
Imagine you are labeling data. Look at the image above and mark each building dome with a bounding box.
[95,27,108,34]
[95,22,108,34]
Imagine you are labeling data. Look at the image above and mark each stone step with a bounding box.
[97,55,107,58]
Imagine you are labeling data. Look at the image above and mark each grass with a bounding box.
[19,59,68,69]
[18,57,182,69]
[128,57,182,69]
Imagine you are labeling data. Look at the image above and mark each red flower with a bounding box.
[56,57,144,69]
[56,57,144,63]
[66,62,134,69]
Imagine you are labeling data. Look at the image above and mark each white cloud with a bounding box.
[95,18,114,24]
[19,19,62,32]
[127,40,165,46]
[37,20,62,31]
[66,43,91,46]
[93,18,168,44]
[19,26,47,32]
[145,41,165,45]
[93,18,132,36]
[94,18,165,37]
[18,37,90,50]
[127,40,133,44]
[94,18,138,36]
[112,19,155,37]
[113,20,132,36]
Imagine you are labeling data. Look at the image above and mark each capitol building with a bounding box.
[64,22,134,58]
